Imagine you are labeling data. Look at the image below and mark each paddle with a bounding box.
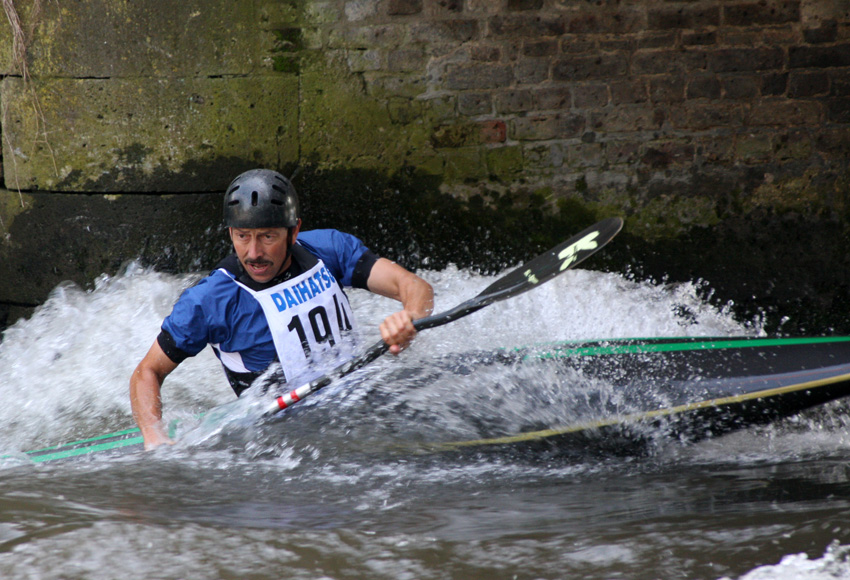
[264,217,624,415]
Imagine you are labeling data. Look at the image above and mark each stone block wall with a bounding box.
[0,0,849,333]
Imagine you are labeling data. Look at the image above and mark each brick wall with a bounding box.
[291,0,849,228]
[1,0,849,332]
[4,0,847,218]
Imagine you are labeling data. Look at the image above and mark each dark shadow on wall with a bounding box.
[2,164,849,338]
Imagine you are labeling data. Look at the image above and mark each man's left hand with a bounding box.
[380,310,418,354]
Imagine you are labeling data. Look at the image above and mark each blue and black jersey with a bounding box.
[157,229,378,395]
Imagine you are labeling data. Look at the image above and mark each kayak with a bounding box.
[17,335,850,464]
[434,335,850,455]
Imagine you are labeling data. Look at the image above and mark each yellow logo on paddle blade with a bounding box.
[524,269,539,284]
[557,231,599,271]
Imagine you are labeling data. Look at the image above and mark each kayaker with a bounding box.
[130,169,434,450]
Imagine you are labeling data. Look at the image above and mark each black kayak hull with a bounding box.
[18,336,850,463]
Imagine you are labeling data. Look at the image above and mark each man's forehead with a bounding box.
[231,227,287,235]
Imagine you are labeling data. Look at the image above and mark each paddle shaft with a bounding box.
[265,217,624,415]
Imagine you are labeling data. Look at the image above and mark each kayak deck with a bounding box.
[17,336,850,463]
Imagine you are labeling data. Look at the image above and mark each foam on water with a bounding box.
[3,261,850,580]
[0,261,760,452]
[0,260,760,455]
[722,542,850,580]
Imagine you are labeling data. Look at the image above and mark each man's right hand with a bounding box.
[130,340,179,451]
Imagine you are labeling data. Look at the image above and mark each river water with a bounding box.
[1,261,850,579]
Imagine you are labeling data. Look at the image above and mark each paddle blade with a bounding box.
[475,217,623,305]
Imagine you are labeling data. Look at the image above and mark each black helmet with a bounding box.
[223,169,300,229]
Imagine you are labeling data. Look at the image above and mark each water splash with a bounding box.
[0,261,758,454]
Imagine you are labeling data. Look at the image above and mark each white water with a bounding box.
[2,261,849,579]
[0,262,751,451]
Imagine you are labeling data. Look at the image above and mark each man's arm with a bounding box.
[366,257,434,354]
[130,340,180,450]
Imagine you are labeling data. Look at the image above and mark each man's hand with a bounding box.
[366,258,434,355]
[139,422,174,451]
[130,340,179,450]
[380,310,418,354]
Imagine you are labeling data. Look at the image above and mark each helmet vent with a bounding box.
[251,191,259,206]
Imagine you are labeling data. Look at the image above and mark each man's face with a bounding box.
[229,226,297,283]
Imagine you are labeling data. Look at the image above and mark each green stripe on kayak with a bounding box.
[522,336,850,360]
[25,427,142,456]
[28,435,144,463]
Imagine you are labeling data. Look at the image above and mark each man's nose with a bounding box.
[246,237,263,258]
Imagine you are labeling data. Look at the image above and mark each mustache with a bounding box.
[245,258,273,266]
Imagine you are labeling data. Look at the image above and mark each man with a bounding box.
[130,169,434,450]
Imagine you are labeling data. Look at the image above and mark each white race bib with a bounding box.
[227,259,355,382]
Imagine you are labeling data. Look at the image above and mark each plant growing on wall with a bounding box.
[1,0,54,197]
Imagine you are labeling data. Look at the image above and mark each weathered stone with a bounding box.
[552,54,627,81]
[387,0,423,16]
[431,122,482,148]
[458,92,492,115]
[707,47,785,72]
[329,24,406,49]
[590,106,664,132]
[493,89,535,113]
[2,76,299,192]
[610,80,648,104]
[721,75,760,100]
[345,0,379,22]
[632,50,707,76]
[788,71,830,97]
[388,48,427,72]
[480,120,507,143]
[647,5,720,30]
[444,63,513,90]
[0,0,848,339]
[515,58,551,84]
[788,43,850,68]
[746,99,822,126]
[0,189,226,305]
[488,14,566,37]
[535,86,571,110]
[573,83,608,108]
[568,142,606,168]
[687,74,722,100]
[761,72,788,96]
[564,9,645,35]
[827,97,850,123]
[486,145,523,179]
[682,31,717,46]
[508,0,543,11]
[523,39,558,57]
[667,102,745,130]
[409,20,480,43]
[442,147,486,182]
[637,31,678,50]
[773,129,812,161]
[511,112,584,140]
[426,0,463,15]
[803,20,838,44]
[649,76,686,103]
[26,0,262,77]
[724,1,801,26]
[729,132,769,160]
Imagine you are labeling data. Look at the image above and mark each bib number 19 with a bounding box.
[286,296,352,358]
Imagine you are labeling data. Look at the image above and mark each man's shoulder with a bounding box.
[298,229,358,249]
[177,266,239,303]
[298,229,368,261]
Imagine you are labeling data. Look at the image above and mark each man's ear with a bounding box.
[290,219,302,243]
